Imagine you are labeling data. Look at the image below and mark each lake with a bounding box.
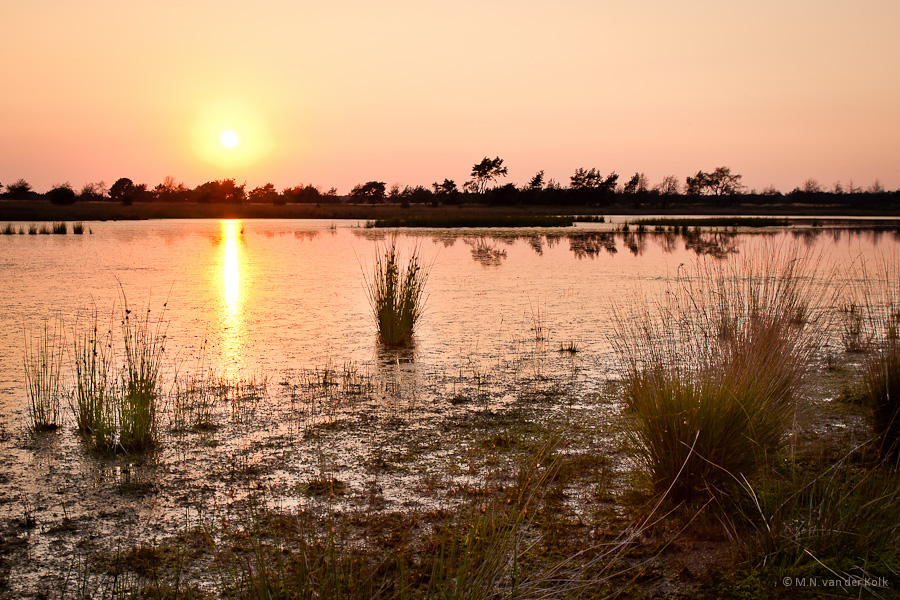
[0,219,896,596]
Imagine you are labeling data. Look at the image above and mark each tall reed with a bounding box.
[856,257,900,462]
[117,299,168,452]
[364,239,429,346]
[52,221,67,234]
[613,248,825,501]
[23,319,65,431]
[70,310,115,446]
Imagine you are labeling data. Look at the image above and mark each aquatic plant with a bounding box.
[1,223,14,235]
[38,224,51,234]
[117,298,168,452]
[23,319,65,431]
[52,221,67,234]
[27,223,37,235]
[613,249,824,501]
[72,222,84,234]
[364,239,429,347]
[70,311,116,445]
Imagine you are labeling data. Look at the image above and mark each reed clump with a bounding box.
[23,319,65,431]
[72,222,84,234]
[117,300,168,452]
[52,221,67,234]
[857,257,900,462]
[364,239,429,347]
[69,311,116,446]
[613,249,824,501]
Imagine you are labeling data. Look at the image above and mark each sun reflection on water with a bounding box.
[219,219,247,371]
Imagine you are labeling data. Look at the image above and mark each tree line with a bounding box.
[2,157,896,208]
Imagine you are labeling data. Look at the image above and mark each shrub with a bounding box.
[364,239,429,347]
[613,249,823,501]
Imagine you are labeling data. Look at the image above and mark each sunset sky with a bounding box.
[2,0,898,194]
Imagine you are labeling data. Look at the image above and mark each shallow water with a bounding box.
[0,220,897,596]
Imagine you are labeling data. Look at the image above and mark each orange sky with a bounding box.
[2,0,898,194]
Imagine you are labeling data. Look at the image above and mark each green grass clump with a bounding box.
[614,250,822,501]
[365,240,429,347]
[70,311,116,446]
[117,300,168,452]
[739,454,900,585]
[52,221,67,234]
[23,319,65,431]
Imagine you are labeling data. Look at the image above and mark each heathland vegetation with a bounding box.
[2,158,898,221]
[6,240,900,598]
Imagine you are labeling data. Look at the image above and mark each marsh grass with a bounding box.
[23,319,65,431]
[1,223,14,235]
[365,239,429,347]
[116,298,169,453]
[736,447,900,584]
[52,221,67,234]
[38,223,51,234]
[366,215,575,228]
[72,222,84,234]
[70,311,116,446]
[613,249,825,501]
[28,223,38,235]
[855,257,900,461]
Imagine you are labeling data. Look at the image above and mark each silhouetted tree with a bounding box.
[432,179,458,195]
[685,167,743,196]
[570,168,618,192]
[465,157,507,194]
[46,183,76,205]
[248,183,278,204]
[350,181,386,203]
[623,172,649,195]
[109,178,138,205]
[194,179,246,204]
[527,170,545,191]
[6,178,34,199]
[153,176,189,202]
[79,181,107,201]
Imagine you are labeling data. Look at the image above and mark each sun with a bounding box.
[220,130,240,149]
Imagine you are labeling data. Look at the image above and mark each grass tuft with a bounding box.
[117,297,168,452]
[69,310,116,446]
[613,249,824,501]
[52,221,67,234]
[364,239,429,347]
[72,222,84,234]
[23,319,65,432]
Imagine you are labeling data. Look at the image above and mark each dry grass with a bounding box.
[612,247,826,501]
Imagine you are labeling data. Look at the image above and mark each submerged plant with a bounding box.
[613,249,824,501]
[364,239,429,347]
[23,319,65,432]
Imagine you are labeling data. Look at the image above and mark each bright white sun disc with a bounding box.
[220,130,240,149]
